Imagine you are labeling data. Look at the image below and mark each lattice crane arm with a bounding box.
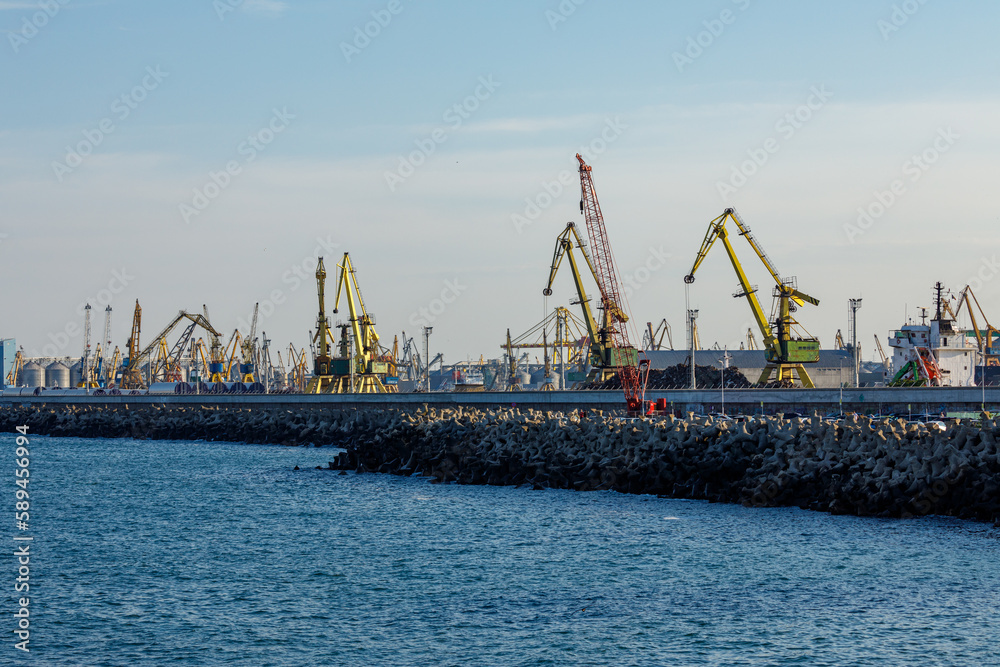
[685,212,779,355]
[576,154,646,411]
[725,208,819,307]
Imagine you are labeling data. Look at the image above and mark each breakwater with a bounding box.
[3,405,999,523]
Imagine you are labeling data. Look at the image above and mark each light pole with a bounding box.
[981,349,986,413]
[423,326,433,392]
[689,309,698,390]
[849,298,862,388]
[839,360,843,415]
[717,346,730,416]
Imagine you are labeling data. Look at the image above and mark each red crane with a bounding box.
[576,154,648,412]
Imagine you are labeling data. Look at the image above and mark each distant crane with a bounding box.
[575,154,648,411]
[306,258,336,393]
[5,347,24,387]
[119,300,144,390]
[643,319,674,351]
[330,252,395,393]
[953,285,1000,365]
[685,208,820,387]
[77,304,96,388]
[238,303,259,383]
[98,305,112,387]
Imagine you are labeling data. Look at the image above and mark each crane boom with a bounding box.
[685,208,819,387]
[575,154,647,411]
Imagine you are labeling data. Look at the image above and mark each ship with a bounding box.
[887,282,978,387]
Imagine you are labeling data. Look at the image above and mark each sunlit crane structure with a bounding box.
[328,252,395,393]
[306,257,336,393]
[119,300,145,389]
[5,347,24,387]
[544,155,647,410]
[503,306,589,389]
[575,155,648,409]
[238,303,259,383]
[685,208,820,387]
[953,285,1000,365]
[642,319,674,351]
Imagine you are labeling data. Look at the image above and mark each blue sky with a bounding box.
[3,0,999,364]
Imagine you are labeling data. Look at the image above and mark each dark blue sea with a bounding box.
[5,434,999,666]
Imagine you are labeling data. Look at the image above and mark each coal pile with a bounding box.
[584,363,753,390]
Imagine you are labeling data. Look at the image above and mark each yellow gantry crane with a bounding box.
[5,347,24,387]
[330,252,395,393]
[237,303,259,383]
[685,208,820,387]
[953,285,1000,365]
[543,222,637,382]
[306,253,395,393]
[119,300,145,389]
[306,257,336,393]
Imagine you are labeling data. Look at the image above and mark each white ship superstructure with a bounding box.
[887,282,977,387]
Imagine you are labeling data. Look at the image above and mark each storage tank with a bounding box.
[21,362,44,388]
[46,361,70,388]
[69,361,83,388]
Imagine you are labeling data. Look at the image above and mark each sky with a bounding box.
[2,0,1000,365]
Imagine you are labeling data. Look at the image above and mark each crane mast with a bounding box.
[239,303,259,382]
[100,306,112,387]
[306,258,335,393]
[575,154,646,411]
[80,304,92,388]
[120,300,144,389]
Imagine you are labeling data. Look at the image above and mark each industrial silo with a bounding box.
[46,361,70,388]
[69,361,83,388]
[21,362,44,388]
